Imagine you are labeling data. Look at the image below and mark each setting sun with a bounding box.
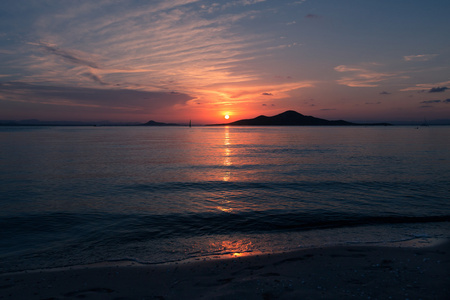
[224,114,230,120]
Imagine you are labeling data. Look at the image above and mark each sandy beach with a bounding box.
[1,241,448,300]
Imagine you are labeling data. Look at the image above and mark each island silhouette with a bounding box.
[207,110,391,126]
[143,120,181,126]
[1,110,392,126]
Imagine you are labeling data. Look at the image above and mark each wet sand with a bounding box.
[1,241,448,299]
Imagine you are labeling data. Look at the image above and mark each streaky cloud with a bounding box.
[404,54,438,62]
[82,72,108,86]
[401,80,450,92]
[0,82,192,111]
[334,64,405,87]
[201,0,265,13]
[419,99,450,105]
[14,1,288,111]
[420,100,441,104]
[34,42,100,69]
[428,86,448,93]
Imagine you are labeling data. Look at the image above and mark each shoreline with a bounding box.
[1,241,448,299]
[1,235,445,276]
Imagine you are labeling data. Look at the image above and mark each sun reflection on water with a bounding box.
[210,239,258,258]
[223,126,232,180]
[216,206,233,213]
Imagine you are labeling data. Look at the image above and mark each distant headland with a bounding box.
[143,120,182,126]
[207,110,392,126]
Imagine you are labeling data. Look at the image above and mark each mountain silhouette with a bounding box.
[208,110,391,126]
[143,120,181,126]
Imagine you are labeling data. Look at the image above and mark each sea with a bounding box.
[0,125,449,273]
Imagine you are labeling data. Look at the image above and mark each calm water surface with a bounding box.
[0,126,449,272]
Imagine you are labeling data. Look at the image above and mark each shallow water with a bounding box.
[0,126,449,272]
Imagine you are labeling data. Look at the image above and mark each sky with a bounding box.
[1,0,449,124]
